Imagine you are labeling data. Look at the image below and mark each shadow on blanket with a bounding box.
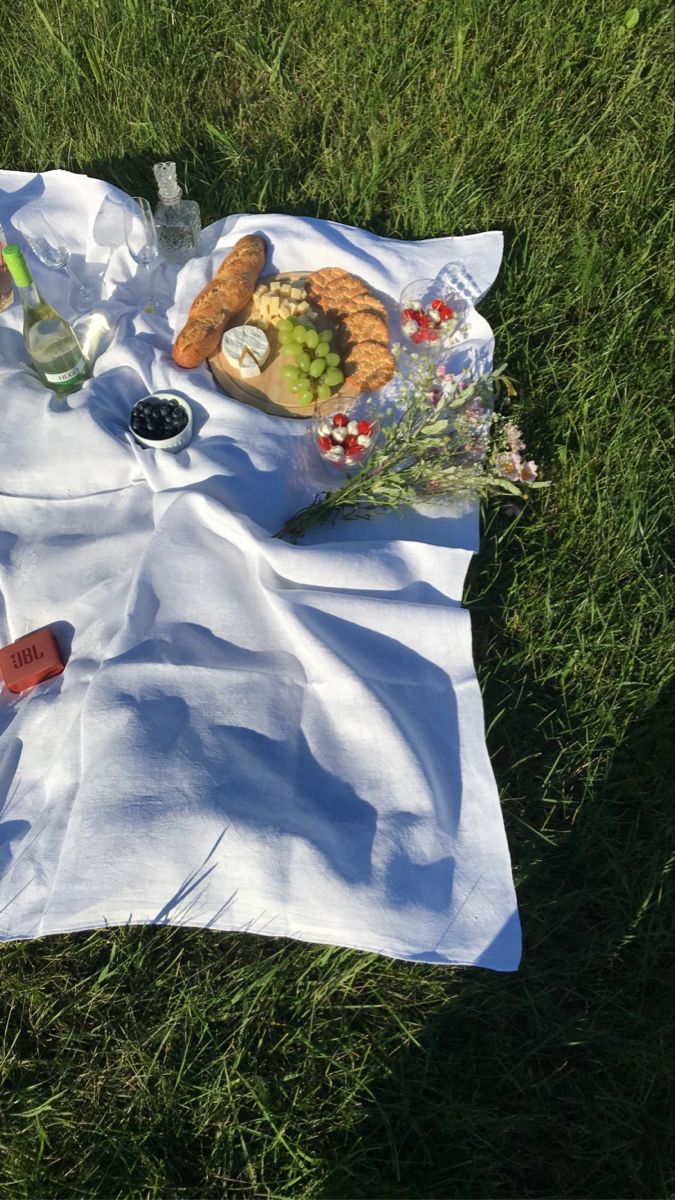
[0,737,29,882]
[86,607,461,914]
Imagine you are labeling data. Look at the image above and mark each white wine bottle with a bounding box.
[0,222,14,312]
[2,244,88,395]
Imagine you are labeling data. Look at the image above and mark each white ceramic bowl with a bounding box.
[129,392,193,453]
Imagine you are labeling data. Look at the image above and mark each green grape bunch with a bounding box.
[278,317,345,406]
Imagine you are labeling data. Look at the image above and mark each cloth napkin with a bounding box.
[0,169,521,969]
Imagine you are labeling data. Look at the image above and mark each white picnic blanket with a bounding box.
[0,169,521,969]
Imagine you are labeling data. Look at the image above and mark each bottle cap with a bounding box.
[2,244,32,288]
[153,161,182,202]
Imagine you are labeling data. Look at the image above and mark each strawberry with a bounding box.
[317,435,332,451]
[357,419,373,435]
[403,307,426,325]
[332,412,349,427]
[344,434,360,452]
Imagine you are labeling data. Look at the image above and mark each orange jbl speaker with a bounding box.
[0,628,64,693]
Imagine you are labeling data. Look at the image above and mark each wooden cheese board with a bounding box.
[208,271,360,420]
[207,273,343,422]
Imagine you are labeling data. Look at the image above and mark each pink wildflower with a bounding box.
[464,400,486,423]
[436,364,447,378]
[496,451,539,483]
[507,425,525,453]
[495,451,520,479]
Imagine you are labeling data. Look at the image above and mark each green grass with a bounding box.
[1,0,673,1196]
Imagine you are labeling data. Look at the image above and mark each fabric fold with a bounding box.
[0,169,519,969]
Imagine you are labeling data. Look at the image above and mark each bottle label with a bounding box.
[43,358,86,384]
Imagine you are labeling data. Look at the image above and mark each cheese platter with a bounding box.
[209,272,347,419]
[171,237,396,420]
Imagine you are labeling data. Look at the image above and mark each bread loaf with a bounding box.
[172,234,266,368]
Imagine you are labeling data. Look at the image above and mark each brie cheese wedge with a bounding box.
[221,325,270,376]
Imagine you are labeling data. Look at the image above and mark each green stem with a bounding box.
[275,365,516,541]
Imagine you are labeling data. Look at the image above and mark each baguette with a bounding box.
[172,234,266,369]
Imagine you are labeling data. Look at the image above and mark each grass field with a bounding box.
[1,0,673,1196]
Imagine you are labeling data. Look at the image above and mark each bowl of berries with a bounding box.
[312,410,379,468]
[129,392,193,453]
[399,279,471,353]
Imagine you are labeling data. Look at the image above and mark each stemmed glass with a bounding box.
[124,197,160,311]
[13,204,96,312]
[92,193,129,274]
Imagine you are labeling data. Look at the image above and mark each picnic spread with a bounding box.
[0,167,522,970]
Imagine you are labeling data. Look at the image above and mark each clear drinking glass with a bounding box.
[399,278,471,355]
[92,193,129,273]
[13,205,96,313]
[310,409,381,469]
[124,197,160,310]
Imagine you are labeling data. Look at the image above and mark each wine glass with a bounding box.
[124,197,160,311]
[92,193,129,275]
[13,204,96,313]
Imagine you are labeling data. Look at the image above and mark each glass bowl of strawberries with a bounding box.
[400,279,471,354]
[311,409,380,468]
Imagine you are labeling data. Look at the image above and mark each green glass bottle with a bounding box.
[2,244,88,395]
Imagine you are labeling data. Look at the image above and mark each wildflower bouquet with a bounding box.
[276,353,547,543]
